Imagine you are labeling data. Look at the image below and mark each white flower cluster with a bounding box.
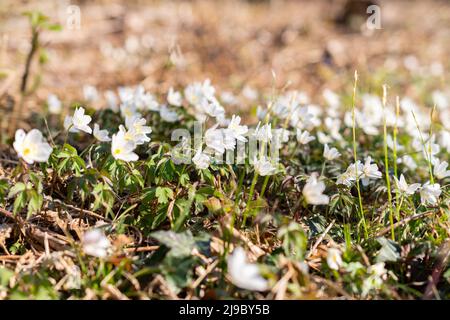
[336,156,382,187]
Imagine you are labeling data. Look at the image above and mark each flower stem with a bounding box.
[411,111,435,184]
[382,85,395,241]
[320,160,327,177]
[260,175,270,198]
[241,172,258,227]
[351,71,368,239]
[393,97,400,218]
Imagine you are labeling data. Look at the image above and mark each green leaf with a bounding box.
[13,191,27,215]
[155,187,174,204]
[8,183,26,198]
[376,237,401,263]
[27,191,43,218]
[0,267,14,287]
[151,230,195,257]
[0,180,8,203]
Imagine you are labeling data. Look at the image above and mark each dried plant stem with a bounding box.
[10,28,39,137]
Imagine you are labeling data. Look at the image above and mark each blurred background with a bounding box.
[0,0,449,119]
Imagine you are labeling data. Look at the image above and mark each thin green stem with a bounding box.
[382,85,395,241]
[393,97,400,218]
[241,172,259,227]
[320,160,327,177]
[395,195,404,220]
[351,71,368,239]
[260,175,270,198]
[411,111,435,184]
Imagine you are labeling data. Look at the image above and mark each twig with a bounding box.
[43,195,112,222]
[0,255,22,261]
[307,219,335,258]
[423,240,450,300]
[190,259,219,290]
[375,211,435,237]
[312,275,354,299]
[124,245,159,253]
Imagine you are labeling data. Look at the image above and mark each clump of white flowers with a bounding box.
[337,156,382,187]
[124,115,152,145]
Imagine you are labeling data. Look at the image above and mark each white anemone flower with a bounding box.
[360,156,382,186]
[253,156,277,176]
[120,101,141,119]
[204,124,233,154]
[220,91,238,106]
[242,86,258,101]
[323,89,340,109]
[203,98,225,119]
[253,122,272,143]
[125,115,152,145]
[420,182,441,205]
[184,79,215,108]
[439,130,450,152]
[204,125,224,154]
[105,90,119,112]
[398,155,417,171]
[167,87,182,107]
[326,248,343,270]
[432,90,449,110]
[227,115,248,142]
[256,105,267,120]
[303,173,329,205]
[13,129,53,164]
[227,247,268,291]
[296,129,315,145]
[317,131,332,144]
[324,117,343,141]
[336,161,364,187]
[64,107,92,134]
[111,130,139,162]
[93,124,111,142]
[433,159,450,180]
[83,85,99,102]
[323,144,341,161]
[159,105,180,122]
[393,174,420,196]
[82,229,111,258]
[386,134,404,151]
[47,94,62,114]
[362,262,387,296]
[192,149,210,170]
